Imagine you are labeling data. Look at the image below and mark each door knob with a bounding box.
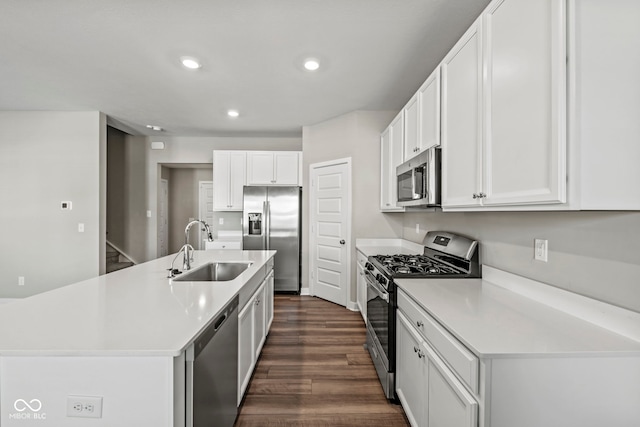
[339,240,345,245]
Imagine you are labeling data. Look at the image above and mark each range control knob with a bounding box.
[379,277,388,288]
[365,262,374,271]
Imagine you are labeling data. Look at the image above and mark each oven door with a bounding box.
[365,271,390,361]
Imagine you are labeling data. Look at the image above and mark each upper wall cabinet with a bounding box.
[246,151,301,186]
[380,111,405,211]
[482,0,566,207]
[441,20,483,208]
[443,0,566,209]
[403,68,441,161]
[213,150,247,211]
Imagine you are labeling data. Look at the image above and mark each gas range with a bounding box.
[364,231,480,401]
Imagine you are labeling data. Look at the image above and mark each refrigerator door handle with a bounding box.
[265,200,270,250]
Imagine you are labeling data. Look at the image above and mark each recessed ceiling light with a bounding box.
[146,125,164,131]
[227,110,239,118]
[180,57,201,69]
[304,59,320,71]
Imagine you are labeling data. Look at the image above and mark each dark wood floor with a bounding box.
[235,295,410,426]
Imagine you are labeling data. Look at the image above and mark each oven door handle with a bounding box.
[365,273,389,303]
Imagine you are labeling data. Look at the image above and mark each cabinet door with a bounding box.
[228,151,247,210]
[247,152,275,185]
[403,94,419,160]
[441,21,483,208]
[253,282,267,359]
[238,300,254,405]
[396,311,428,427]
[418,67,441,151]
[380,112,405,211]
[213,151,246,211]
[356,264,366,323]
[213,151,231,211]
[274,152,300,185]
[425,341,478,427]
[483,0,566,206]
[265,270,274,332]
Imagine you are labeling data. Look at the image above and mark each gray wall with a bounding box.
[0,111,106,298]
[113,136,302,263]
[107,127,126,248]
[302,110,403,301]
[166,167,211,253]
[400,210,640,313]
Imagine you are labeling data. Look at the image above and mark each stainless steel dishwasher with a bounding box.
[186,296,239,427]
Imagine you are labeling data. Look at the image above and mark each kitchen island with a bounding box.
[0,249,275,427]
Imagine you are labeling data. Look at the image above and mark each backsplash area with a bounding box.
[400,210,640,313]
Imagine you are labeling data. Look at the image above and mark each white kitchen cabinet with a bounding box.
[403,95,419,160]
[397,299,478,427]
[481,0,566,206]
[355,250,367,322]
[441,20,483,208]
[247,151,301,186]
[396,310,428,427]
[425,342,478,427]
[265,270,274,331]
[213,150,246,211]
[238,295,254,405]
[403,68,441,162]
[253,282,266,360]
[380,111,405,212]
[442,0,566,209]
[237,270,274,405]
[417,68,441,152]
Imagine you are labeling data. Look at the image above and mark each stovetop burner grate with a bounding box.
[371,254,465,277]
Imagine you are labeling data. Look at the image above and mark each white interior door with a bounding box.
[309,158,351,307]
[159,179,169,257]
[199,181,214,250]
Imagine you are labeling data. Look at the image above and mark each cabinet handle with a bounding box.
[417,349,424,359]
[416,320,424,328]
[413,346,419,353]
[472,193,478,199]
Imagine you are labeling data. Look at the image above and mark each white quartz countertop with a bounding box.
[356,238,423,257]
[396,277,640,357]
[0,250,275,357]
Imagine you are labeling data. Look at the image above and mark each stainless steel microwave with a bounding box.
[396,147,441,207]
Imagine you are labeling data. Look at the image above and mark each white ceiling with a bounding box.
[0,0,491,137]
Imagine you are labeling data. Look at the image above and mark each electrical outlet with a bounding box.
[534,239,548,262]
[219,217,224,225]
[66,396,102,418]
[18,276,24,286]
[78,223,85,233]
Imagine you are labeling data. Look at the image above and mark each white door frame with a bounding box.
[198,180,214,250]
[308,157,353,308]
[159,179,169,257]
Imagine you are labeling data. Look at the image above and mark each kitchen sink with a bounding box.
[173,262,252,282]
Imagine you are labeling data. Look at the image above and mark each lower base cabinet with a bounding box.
[238,270,274,405]
[396,310,477,427]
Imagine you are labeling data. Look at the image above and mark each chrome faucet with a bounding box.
[183,220,214,270]
[167,244,194,278]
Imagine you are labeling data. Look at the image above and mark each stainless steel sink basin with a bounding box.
[173,262,252,282]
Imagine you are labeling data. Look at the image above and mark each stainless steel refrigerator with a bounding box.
[242,186,301,293]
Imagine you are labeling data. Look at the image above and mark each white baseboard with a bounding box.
[300,287,310,296]
[346,301,359,312]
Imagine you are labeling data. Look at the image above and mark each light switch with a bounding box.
[78,223,85,233]
[146,210,152,218]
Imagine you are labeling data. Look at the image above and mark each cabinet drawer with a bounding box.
[397,288,479,393]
